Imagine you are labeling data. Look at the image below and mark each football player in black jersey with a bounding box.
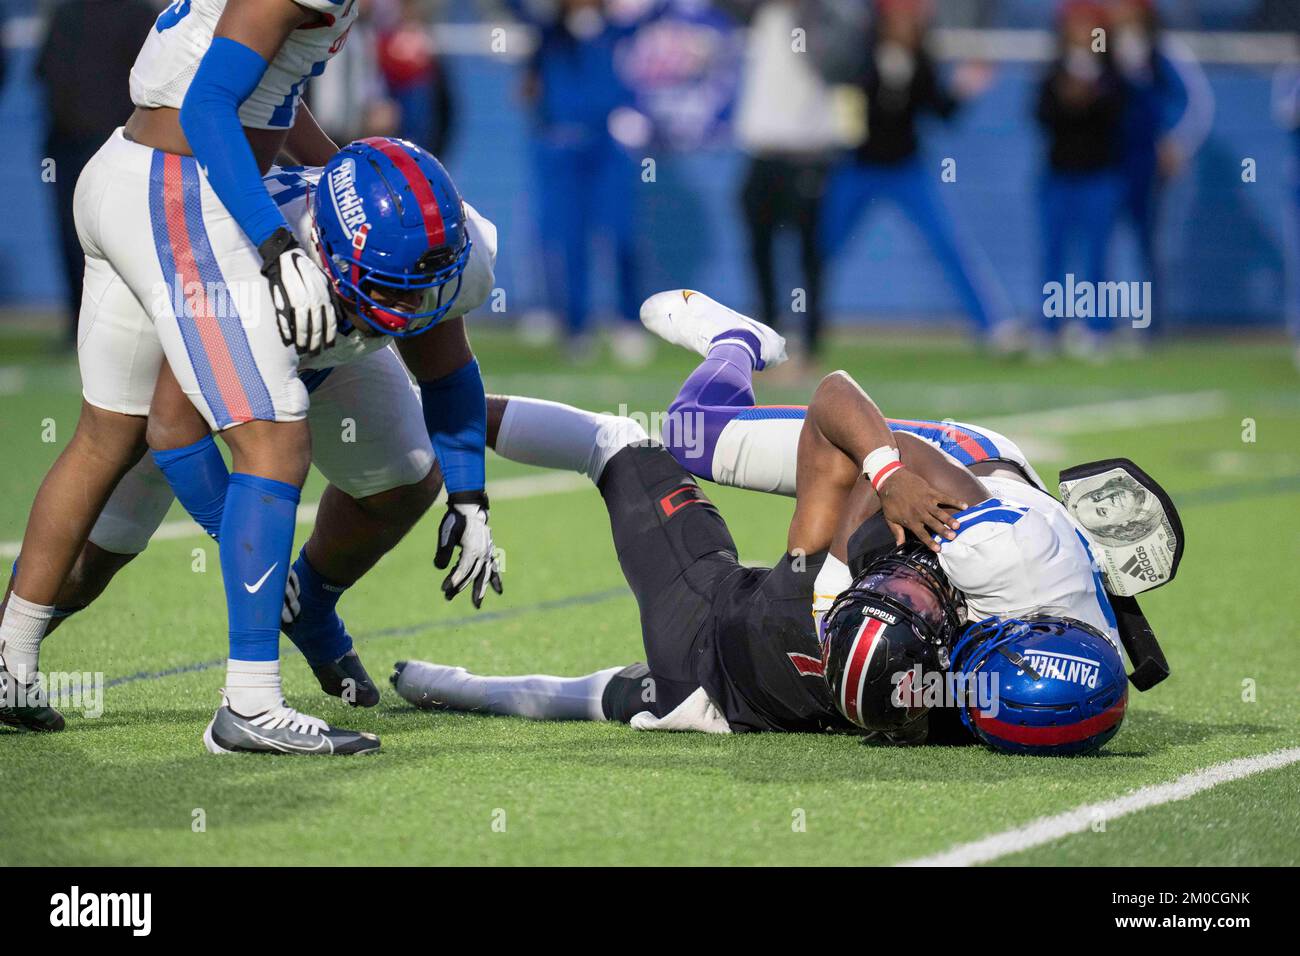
[392,387,972,735]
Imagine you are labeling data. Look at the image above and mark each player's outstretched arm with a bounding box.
[400,319,502,609]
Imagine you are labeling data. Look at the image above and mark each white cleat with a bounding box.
[639,289,787,369]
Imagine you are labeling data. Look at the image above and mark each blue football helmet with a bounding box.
[313,137,471,337]
[949,615,1128,756]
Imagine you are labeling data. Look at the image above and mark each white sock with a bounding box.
[0,593,54,684]
[496,397,647,483]
[398,661,622,722]
[225,659,283,716]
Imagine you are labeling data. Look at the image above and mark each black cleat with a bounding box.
[0,665,65,732]
[203,695,380,755]
[311,649,381,707]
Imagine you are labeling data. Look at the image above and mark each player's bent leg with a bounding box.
[285,471,441,708]
[36,451,187,636]
[292,351,443,706]
[594,442,742,717]
[145,362,229,541]
[0,402,148,731]
[666,344,803,493]
[638,291,804,493]
[2,185,165,730]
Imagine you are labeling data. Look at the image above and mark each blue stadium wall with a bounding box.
[0,35,1291,329]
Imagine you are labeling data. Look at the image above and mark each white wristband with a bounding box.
[862,445,903,492]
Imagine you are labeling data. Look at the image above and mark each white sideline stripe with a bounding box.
[897,747,1300,868]
[980,390,1227,438]
[0,471,589,561]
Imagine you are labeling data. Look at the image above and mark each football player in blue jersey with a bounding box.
[4,0,360,742]
[3,138,503,751]
[0,1,501,755]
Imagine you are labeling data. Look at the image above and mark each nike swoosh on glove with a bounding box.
[259,227,339,356]
[434,491,503,609]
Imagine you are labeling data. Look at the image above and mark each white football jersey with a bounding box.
[130,0,359,130]
[261,166,498,372]
[937,475,1121,650]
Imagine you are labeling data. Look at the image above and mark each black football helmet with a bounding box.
[821,544,965,732]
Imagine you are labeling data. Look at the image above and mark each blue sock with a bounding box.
[152,436,229,540]
[220,473,299,663]
[285,548,352,666]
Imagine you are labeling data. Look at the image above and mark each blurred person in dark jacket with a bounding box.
[1034,0,1128,358]
[1036,0,1126,359]
[1272,39,1300,369]
[820,0,1015,349]
[1108,0,1213,335]
[36,0,157,347]
[730,0,841,367]
[377,0,456,157]
[512,0,653,366]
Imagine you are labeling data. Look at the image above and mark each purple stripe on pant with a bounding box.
[665,344,759,482]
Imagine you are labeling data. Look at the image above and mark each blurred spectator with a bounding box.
[1254,0,1300,33]
[308,4,396,145]
[1109,0,1214,334]
[377,0,457,157]
[730,0,839,364]
[1271,44,1300,367]
[36,0,157,348]
[512,0,651,365]
[821,0,1015,349]
[1035,0,1126,357]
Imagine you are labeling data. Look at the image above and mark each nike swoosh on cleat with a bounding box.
[243,563,279,594]
[239,724,331,754]
[682,290,695,302]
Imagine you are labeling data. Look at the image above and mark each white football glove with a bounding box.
[259,227,339,356]
[434,492,503,609]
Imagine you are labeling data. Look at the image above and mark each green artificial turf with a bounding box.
[2,329,1297,865]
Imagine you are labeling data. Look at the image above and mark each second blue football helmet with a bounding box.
[950,615,1128,756]
[313,137,471,337]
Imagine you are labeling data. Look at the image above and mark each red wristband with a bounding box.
[871,459,904,492]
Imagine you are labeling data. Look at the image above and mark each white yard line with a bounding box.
[980,390,1227,437]
[0,471,589,560]
[976,390,1227,462]
[897,747,1300,867]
